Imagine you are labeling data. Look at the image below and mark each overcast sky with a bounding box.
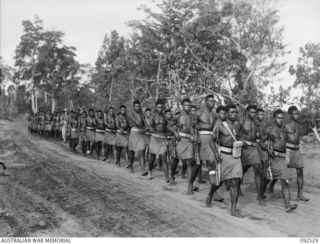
[1,0,320,90]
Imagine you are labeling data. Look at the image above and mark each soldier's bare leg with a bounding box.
[170,158,179,183]
[280,179,298,212]
[96,142,102,160]
[148,153,156,179]
[161,154,170,183]
[186,159,200,195]
[197,161,206,184]
[127,150,135,173]
[103,144,108,161]
[268,179,277,194]
[139,149,147,176]
[181,160,187,179]
[206,160,224,202]
[252,164,265,205]
[115,146,122,166]
[239,164,251,196]
[296,168,309,201]
[226,178,244,218]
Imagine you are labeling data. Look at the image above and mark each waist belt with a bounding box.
[86,126,94,130]
[117,129,129,134]
[131,127,144,133]
[244,140,257,147]
[219,146,233,154]
[198,130,213,135]
[105,128,116,133]
[167,135,174,140]
[273,150,286,158]
[96,129,105,133]
[145,131,151,136]
[71,128,78,132]
[286,142,299,150]
[151,133,167,139]
[179,132,193,139]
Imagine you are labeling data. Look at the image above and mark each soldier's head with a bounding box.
[145,108,151,117]
[205,94,215,109]
[181,98,191,113]
[246,105,258,120]
[70,110,75,117]
[191,105,197,115]
[89,108,94,117]
[257,108,265,122]
[97,109,103,118]
[288,106,299,121]
[165,109,172,120]
[108,106,115,115]
[273,109,284,126]
[155,101,164,114]
[216,105,226,121]
[133,100,142,113]
[82,111,87,118]
[120,105,126,115]
[226,104,238,121]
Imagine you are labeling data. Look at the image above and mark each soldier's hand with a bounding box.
[267,149,275,158]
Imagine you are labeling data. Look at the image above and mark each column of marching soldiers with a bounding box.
[27,95,309,218]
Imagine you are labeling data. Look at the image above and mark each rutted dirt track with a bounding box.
[0,117,320,237]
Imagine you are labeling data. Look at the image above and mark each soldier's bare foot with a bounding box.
[286,204,298,213]
[296,195,309,201]
[192,186,199,192]
[198,179,206,184]
[231,210,244,218]
[213,193,224,202]
[102,158,107,161]
[169,178,175,185]
[181,175,187,179]
[205,196,213,207]
[258,198,266,206]
[141,171,148,176]
[148,173,153,180]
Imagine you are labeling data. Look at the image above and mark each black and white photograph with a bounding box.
[0,0,320,240]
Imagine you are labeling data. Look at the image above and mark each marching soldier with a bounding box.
[144,108,152,163]
[165,109,180,184]
[175,98,200,195]
[84,108,96,156]
[68,110,79,152]
[239,105,265,206]
[260,109,298,212]
[103,107,117,163]
[285,106,309,201]
[95,110,105,160]
[78,110,87,156]
[197,95,224,201]
[44,110,53,139]
[209,104,244,217]
[127,100,148,175]
[115,105,130,166]
[147,101,170,182]
[61,109,69,143]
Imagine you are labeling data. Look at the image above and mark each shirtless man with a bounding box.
[94,110,105,160]
[285,106,309,201]
[144,108,152,163]
[103,107,117,163]
[176,98,200,195]
[78,111,87,156]
[127,100,148,175]
[68,111,79,153]
[165,109,180,184]
[240,105,265,205]
[260,109,298,212]
[84,108,96,156]
[148,101,170,182]
[115,105,130,166]
[197,95,224,201]
[207,104,244,217]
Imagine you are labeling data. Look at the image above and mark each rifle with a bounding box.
[266,133,274,181]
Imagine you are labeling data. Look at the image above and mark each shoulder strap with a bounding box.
[222,121,237,142]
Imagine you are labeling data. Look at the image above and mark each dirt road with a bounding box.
[0,117,319,237]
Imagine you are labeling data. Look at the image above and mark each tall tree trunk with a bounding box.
[156,55,162,100]
[109,77,114,104]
